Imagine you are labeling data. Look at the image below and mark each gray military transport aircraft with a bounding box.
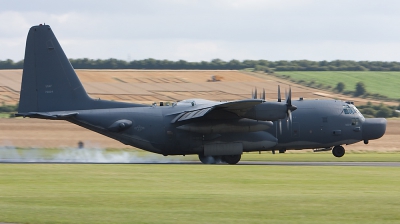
[16,24,387,164]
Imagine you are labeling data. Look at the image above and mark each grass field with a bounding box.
[275,71,400,99]
[1,164,400,224]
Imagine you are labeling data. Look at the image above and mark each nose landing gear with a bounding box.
[332,145,345,157]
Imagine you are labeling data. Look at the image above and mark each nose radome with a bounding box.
[362,118,387,140]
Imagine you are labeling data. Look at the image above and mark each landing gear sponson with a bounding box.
[198,154,242,165]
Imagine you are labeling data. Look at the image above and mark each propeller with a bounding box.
[249,85,296,135]
[277,86,297,134]
[285,87,297,129]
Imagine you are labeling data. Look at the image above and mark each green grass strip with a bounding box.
[1,164,400,223]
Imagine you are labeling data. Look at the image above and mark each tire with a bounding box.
[198,154,217,164]
[332,146,345,157]
[222,154,241,165]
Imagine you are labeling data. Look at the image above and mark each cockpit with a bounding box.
[342,104,365,120]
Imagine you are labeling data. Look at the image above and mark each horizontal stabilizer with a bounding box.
[15,111,78,119]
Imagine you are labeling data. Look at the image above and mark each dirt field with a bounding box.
[0,69,398,151]
[0,69,330,105]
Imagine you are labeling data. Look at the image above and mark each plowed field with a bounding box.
[0,69,398,151]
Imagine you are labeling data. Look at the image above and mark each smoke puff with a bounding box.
[0,142,181,163]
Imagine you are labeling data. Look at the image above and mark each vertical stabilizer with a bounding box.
[18,25,143,114]
[18,24,92,113]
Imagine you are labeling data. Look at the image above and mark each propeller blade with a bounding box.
[279,120,282,135]
[287,110,292,130]
[285,89,288,102]
[262,88,265,100]
[251,89,254,99]
[254,88,257,99]
[278,85,281,102]
[286,87,297,112]
[287,87,292,106]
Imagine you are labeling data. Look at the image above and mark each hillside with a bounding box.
[274,71,400,100]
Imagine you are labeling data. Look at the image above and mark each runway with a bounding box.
[1,161,400,166]
[239,161,400,166]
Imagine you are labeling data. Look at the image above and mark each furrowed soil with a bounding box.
[0,69,398,151]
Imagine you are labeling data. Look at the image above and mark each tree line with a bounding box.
[2,58,400,71]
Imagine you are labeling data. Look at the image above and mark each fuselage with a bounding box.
[68,98,386,156]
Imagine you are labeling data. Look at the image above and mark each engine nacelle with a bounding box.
[242,102,287,121]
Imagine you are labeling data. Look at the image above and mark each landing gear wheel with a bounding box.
[198,155,219,164]
[332,146,345,157]
[279,149,286,153]
[222,155,241,165]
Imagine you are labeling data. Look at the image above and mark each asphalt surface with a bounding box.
[1,161,400,166]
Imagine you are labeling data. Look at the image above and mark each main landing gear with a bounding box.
[332,145,345,157]
[198,154,242,165]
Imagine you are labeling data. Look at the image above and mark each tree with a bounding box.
[335,82,345,92]
[376,106,392,118]
[354,82,366,96]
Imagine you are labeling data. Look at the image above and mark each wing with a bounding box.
[170,99,263,123]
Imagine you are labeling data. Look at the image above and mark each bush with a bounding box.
[335,82,345,92]
[0,103,18,113]
[354,82,366,96]
[360,108,377,117]
[376,106,392,118]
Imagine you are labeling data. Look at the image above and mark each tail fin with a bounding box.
[18,24,141,114]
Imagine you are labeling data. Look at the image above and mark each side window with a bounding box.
[351,118,359,126]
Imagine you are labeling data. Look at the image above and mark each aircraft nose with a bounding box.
[362,118,387,140]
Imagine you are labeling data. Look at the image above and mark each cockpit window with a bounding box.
[350,105,365,120]
[342,104,365,120]
[342,105,355,114]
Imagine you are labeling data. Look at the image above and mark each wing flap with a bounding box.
[171,107,213,123]
[171,99,262,123]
